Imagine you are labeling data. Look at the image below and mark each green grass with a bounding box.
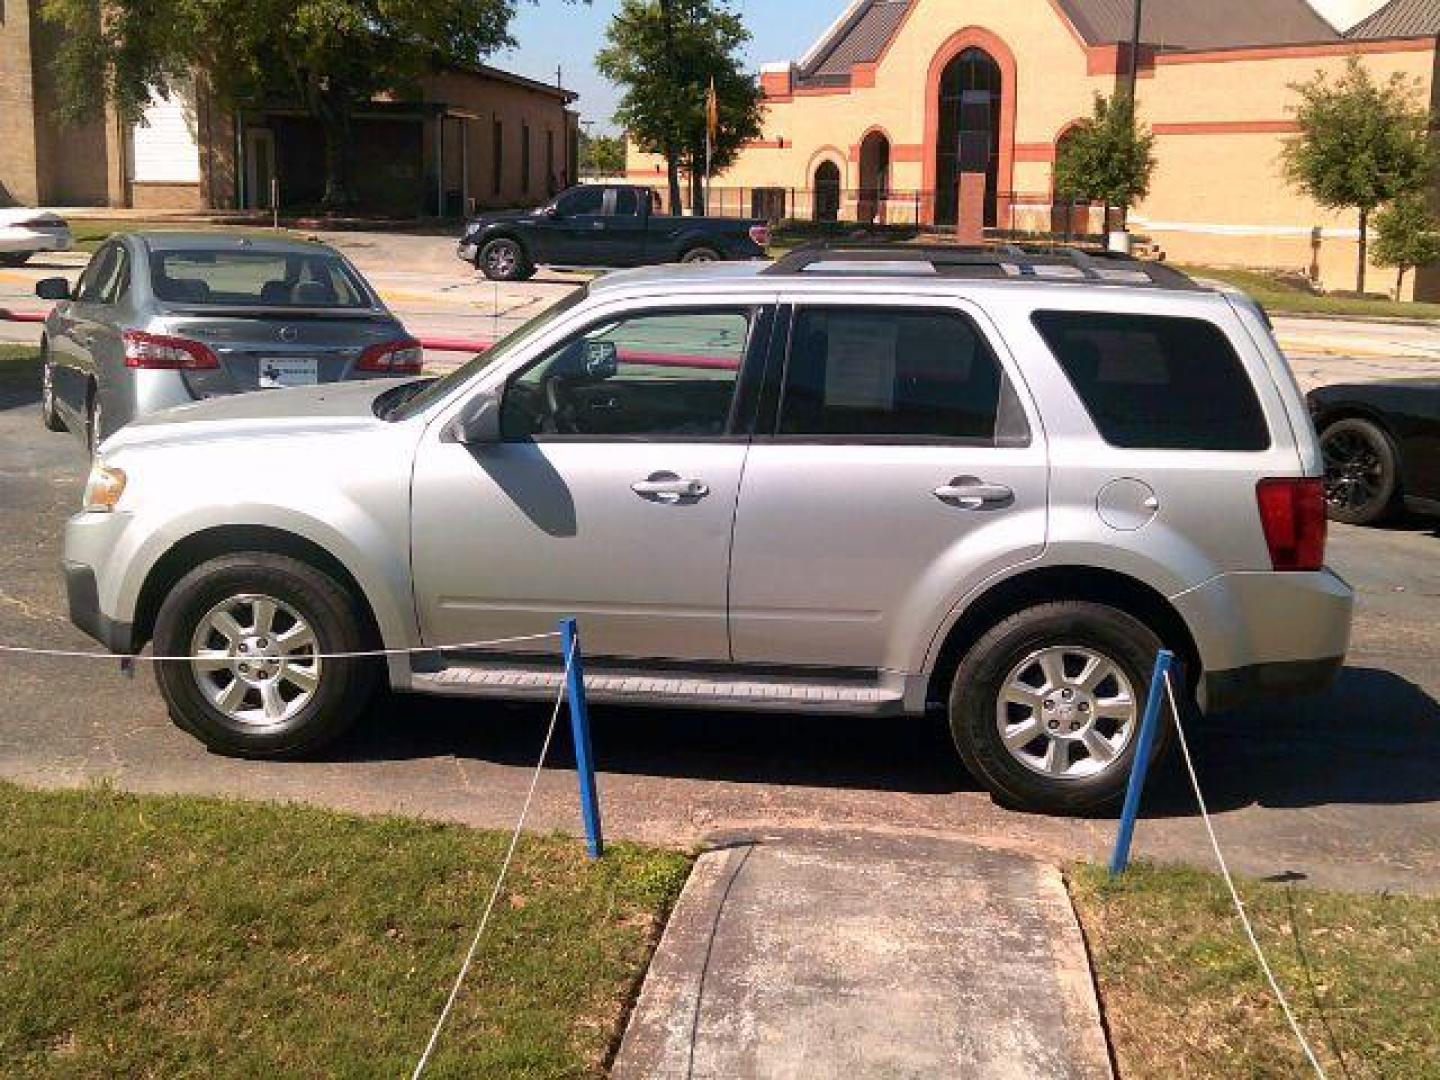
[0,782,690,1078]
[1177,264,1440,321]
[1070,863,1440,1079]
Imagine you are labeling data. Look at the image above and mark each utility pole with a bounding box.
[1119,0,1145,237]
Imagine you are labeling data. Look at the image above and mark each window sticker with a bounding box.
[825,316,899,410]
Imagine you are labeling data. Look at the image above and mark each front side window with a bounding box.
[557,186,604,217]
[501,309,751,439]
[778,307,1006,441]
[148,250,369,308]
[1032,311,1269,451]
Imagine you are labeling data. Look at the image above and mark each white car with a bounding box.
[0,208,73,266]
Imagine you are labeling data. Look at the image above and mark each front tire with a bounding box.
[478,238,535,282]
[949,602,1170,814]
[1320,417,1401,525]
[153,553,378,758]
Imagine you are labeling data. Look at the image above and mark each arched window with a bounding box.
[858,131,891,225]
[814,160,841,223]
[935,47,1002,229]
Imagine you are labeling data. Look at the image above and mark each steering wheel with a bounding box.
[542,374,582,435]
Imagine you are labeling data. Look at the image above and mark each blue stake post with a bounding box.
[1109,649,1175,877]
[559,618,604,859]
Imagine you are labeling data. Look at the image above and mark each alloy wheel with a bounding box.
[996,645,1138,779]
[188,593,323,728]
[1322,428,1385,513]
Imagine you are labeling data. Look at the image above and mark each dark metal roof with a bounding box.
[801,1,912,82]
[1055,0,1340,48]
[1346,0,1440,38]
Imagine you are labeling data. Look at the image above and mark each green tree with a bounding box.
[1053,92,1156,229]
[1372,194,1440,298]
[1283,57,1435,294]
[580,132,628,177]
[597,0,764,216]
[39,0,524,209]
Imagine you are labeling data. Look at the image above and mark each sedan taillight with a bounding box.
[123,330,219,370]
[357,338,424,375]
[1256,478,1327,572]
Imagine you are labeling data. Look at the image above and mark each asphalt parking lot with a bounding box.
[1,336,1438,893]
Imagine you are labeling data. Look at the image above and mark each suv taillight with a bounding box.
[123,330,219,370]
[749,224,771,249]
[357,338,424,375]
[1256,478,1327,572]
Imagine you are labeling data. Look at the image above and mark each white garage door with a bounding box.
[130,84,201,184]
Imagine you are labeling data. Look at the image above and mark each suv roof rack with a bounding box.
[764,243,1201,290]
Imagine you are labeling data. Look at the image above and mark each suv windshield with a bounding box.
[385,286,590,422]
[148,249,371,308]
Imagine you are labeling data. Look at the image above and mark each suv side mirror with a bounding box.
[442,389,503,445]
[35,277,70,301]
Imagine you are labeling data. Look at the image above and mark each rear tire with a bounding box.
[948,601,1172,814]
[1320,416,1401,526]
[681,246,720,264]
[40,348,65,432]
[478,238,535,282]
[153,553,378,758]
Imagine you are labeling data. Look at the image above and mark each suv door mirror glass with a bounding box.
[443,390,503,445]
[35,277,71,301]
[582,340,619,379]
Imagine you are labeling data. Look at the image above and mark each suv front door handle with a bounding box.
[632,474,709,503]
[934,478,1014,510]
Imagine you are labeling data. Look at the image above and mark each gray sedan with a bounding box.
[36,232,421,451]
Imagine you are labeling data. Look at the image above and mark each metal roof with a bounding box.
[1346,0,1440,38]
[1054,0,1341,48]
[803,0,912,80]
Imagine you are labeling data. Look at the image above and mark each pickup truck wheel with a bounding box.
[479,238,534,282]
[948,602,1171,814]
[153,553,378,759]
[1320,417,1401,525]
[681,246,720,264]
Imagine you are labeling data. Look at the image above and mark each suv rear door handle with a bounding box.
[632,474,709,503]
[934,479,1014,510]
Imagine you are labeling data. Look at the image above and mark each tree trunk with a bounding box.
[1357,207,1369,295]
[307,77,355,212]
[689,160,706,217]
[665,151,683,216]
[1397,265,1408,301]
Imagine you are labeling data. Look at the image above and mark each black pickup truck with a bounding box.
[457,184,771,281]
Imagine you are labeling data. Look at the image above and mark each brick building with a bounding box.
[630,0,1440,297]
[0,0,580,217]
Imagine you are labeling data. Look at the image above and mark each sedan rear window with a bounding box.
[1032,311,1270,451]
[148,249,370,308]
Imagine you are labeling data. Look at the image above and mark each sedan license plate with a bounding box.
[259,357,319,389]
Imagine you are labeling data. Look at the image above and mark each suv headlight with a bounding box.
[83,461,127,512]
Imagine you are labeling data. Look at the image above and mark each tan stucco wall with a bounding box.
[645,0,1440,297]
[421,71,579,212]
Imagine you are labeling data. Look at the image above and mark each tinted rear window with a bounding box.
[1032,311,1269,451]
[148,250,370,308]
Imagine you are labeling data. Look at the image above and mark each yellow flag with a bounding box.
[706,77,720,144]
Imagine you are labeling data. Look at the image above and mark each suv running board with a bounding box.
[408,661,909,716]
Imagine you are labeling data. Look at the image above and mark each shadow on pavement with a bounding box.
[334,693,974,796]
[0,355,42,412]
[1140,664,1440,817]
[325,663,1440,812]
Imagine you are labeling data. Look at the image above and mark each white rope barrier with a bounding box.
[410,639,574,1080]
[1163,671,1328,1080]
[0,631,561,664]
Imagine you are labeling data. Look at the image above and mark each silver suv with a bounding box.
[62,247,1354,813]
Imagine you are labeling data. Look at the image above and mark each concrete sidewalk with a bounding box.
[614,830,1112,1080]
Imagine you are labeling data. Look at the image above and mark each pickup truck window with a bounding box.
[557,187,604,216]
[501,309,751,440]
[614,188,642,216]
